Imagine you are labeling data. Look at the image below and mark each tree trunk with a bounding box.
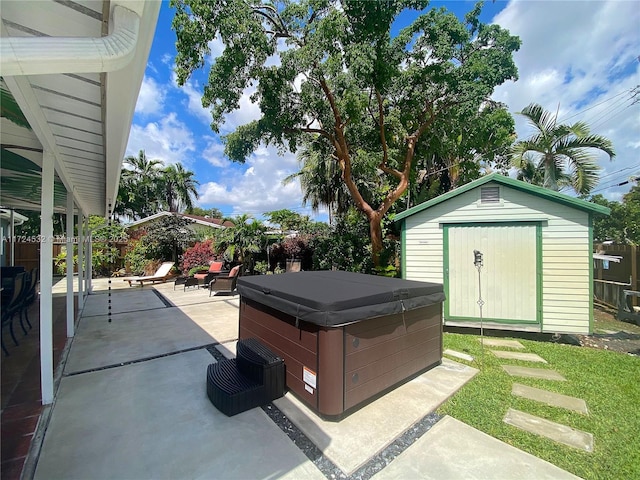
[368,211,384,268]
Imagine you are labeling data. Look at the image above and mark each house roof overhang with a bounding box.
[394,173,611,222]
[0,0,161,217]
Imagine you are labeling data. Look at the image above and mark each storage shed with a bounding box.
[395,173,610,335]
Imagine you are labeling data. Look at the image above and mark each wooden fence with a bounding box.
[4,241,128,275]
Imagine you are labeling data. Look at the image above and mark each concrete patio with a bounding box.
[27,277,580,479]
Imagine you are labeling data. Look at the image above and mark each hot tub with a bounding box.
[237,271,445,417]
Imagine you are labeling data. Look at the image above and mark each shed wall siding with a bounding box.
[404,181,591,334]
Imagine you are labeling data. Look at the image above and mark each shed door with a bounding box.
[445,224,539,324]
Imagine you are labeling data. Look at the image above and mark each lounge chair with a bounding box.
[209,265,242,296]
[123,262,175,287]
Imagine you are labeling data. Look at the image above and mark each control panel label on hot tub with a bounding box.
[303,366,317,389]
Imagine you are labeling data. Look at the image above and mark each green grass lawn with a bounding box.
[438,332,640,479]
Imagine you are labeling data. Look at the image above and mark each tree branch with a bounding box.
[317,76,374,216]
[375,88,392,175]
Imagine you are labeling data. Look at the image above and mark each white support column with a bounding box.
[86,215,92,293]
[66,192,75,338]
[40,151,55,405]
[77,210,84,303]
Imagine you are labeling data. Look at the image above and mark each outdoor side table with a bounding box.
[184,277,201,291]
[174,277,188,290]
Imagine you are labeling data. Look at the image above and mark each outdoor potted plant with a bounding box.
[282,236,304,272]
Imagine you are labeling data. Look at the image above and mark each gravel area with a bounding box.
[204,344,442,479]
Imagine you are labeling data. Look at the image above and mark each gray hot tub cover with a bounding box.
[237,270,445,327]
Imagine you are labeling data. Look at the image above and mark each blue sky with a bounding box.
[126,0,640,223]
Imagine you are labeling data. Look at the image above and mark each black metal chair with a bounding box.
[20,267,39,330]
[1,271,26,355]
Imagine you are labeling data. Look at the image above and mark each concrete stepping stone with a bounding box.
[504,408,594,452]
[512,384,588,414]
[491,350,547,363]
[479,338,525,349]
[502,365,566,381]
[444,349,474,362]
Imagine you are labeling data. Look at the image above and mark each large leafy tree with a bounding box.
[511,103,616,195]
[405,100,516,208]
[186,206,224,218]
[172,0,520,265]
[144,215,196,264]
[591,182,640,245]
[264,209,306,232]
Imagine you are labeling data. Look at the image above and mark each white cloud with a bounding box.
[206,36,225,64]
[134,76,167,116]
[173,73,262,132]
[218,85,262,133]
[492,0,640,200]
[198,144,310,217]
[173,73,212,125]
[202,137,229,167]
[126,112,196,166]
[161,53,173,66]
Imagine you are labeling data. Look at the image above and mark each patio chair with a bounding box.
[1,272,26,355]
[194,261,224,285]
[209,265,242,296]
[20,267,38,330]
[123,262,175,287]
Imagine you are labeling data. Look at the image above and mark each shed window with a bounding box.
[480,186,500,204]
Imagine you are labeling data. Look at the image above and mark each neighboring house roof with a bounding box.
[126,211,233,230]
[394,173,611,221]
[182,214,235,228]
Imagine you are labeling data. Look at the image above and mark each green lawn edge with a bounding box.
[438,332,640,480]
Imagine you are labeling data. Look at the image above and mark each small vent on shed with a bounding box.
[480,186,500,203]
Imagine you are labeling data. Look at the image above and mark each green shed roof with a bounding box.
[394,173,610,222]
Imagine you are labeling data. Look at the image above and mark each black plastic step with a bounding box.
[206,360,265,416]
[206,340,285,417]
[236,338,285,400]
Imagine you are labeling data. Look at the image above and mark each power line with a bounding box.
[589,99,635,131]
[558,88,632,123]
[592,175,640,194]
[598,165,638,181]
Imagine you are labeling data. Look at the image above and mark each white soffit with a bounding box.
[0,0,160,217]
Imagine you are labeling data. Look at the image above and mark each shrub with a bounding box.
[187,265,210,276]
[181,239,215,274]
[254,260,269,274]
[54,249,77,275]
[124,238,152,275]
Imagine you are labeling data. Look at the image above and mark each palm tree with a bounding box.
[213,214,266,271]
[511,103,615,195]
[283,142,356,225]
[122,150,164,218]
[161,163,199,212]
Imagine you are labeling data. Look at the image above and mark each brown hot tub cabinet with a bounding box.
[237,271,445,417]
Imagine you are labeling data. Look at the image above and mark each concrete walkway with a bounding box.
[30,278,580,479]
